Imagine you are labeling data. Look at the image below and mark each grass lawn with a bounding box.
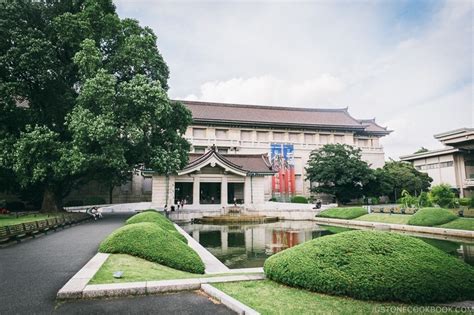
[437,218,474,231]
[213,280,460,315]
[0,213,60,227]
[90,254,258,284]
[355,213,411,225]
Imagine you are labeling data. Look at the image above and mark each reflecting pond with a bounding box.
[180,221,474,269]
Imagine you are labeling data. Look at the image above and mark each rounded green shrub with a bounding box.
[317,207,367,219]
[407,207,457,226]
[290,196,308,204]
[264,230,474,303]
[99,222,204,274]
[126,211,187,243]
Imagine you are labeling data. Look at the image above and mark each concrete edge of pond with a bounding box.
[174,223,230,273]
[201,284,261,315]
[314,218,474,240]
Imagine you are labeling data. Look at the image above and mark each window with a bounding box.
[257,131,268,141]
[273,132,284,141]
[193,128,206,138]
[217,147,228,154]
[334,135,345,144]
[289,133,300,143]
[241,130,253,140]
[440,161,454,168]
[320,134,329,144]
[215,129,228,139]
[304,133,314,143]
[358,139,369,147]
[194,147,205,153]
[142,177,152,193]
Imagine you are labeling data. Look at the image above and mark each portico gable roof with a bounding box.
[178,148,275,176]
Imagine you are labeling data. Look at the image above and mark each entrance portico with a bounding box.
[151,148,275,209]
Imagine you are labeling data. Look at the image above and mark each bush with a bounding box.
[417,191,432,207]
[99,222,204,274]
[264,230,474,303]
[84,196,107,205]
[429,184,455,208]
[126,211,187,243]
[459,198,471,207]
[290,196,308,204]
[471,197,474,209]
[407,208,457,226]
[317,207,367,219]
[5,201,25,212]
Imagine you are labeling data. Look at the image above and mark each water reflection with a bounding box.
[181,221,474,269]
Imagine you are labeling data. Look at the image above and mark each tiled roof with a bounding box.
[187,151,274,174]
[178,100,388,133]
[357,119,390,133]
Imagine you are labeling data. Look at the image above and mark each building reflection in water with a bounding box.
[182,221,473,269]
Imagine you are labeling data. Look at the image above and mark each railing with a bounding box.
[464,178,474,187]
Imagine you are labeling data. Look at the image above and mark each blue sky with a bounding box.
[114,0,473,160]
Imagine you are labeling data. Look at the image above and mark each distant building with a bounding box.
[400,128,474,197]
[151,100,391,208]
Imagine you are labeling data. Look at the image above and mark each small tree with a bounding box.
[429,184,456,208]
[306,144,374,205]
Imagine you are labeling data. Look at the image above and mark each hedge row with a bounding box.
[317,207,367,219]
[125,210,187,243]
[407,208,457,226]
[99,222,204,274]
[264,230,474,303]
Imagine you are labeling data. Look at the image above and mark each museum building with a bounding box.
[151,100,391,209]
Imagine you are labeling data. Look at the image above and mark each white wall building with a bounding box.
[400,128,474,197]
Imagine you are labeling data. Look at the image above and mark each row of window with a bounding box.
[191,128,374,145]
[415,161,454,171]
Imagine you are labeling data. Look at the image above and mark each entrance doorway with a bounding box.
[228,183,244,204]
[200,182,221,204]
[175,182,193,205]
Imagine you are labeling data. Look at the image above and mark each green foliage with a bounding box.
[399,190,417,208]
[264,230,474,303]
[471,197,474,209]
[429,184,456,208]
[0,0,191,211]
[290,195,308,204]
[317,207,367,219]
[64,200,84,207]
[407,208,457,226]
[438,218,474,231]
[417,191,432,207]
[458,198,471,207]
[367,161,432,201]
[125,210,187,243]
[306,144,374,204]
[99,222,204,274]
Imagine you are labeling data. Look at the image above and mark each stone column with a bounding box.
[221,176,228,206]
[193,176,200,206]
[244,176,252,206]
[221,230,228,253]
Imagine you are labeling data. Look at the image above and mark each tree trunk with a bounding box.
[41,187,60,213]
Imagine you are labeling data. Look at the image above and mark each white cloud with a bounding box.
[115,0,473,160]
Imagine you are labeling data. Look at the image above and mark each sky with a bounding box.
[114,0,473,160]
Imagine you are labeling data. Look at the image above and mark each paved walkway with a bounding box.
[0,213,233,315]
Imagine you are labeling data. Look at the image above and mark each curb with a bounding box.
[57,253,110,299]
[314,217,474,241]
[202,284,260,315]
[60,274,265,300]
[174,223,230,273]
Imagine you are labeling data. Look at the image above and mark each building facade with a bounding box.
[151,100,391,208]
[400,128,474,197]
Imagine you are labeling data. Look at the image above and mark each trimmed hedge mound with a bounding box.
[99,222,204,274]
[126,211,187,243]
[407,208,457,227]
[317,207,367,219]
[264,230,474,303]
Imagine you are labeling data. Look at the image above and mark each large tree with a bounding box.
[306,144,374,204]
[0,0,191,211]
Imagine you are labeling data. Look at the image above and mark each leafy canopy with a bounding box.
[0,0,191,210]
[306,144,374,204]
